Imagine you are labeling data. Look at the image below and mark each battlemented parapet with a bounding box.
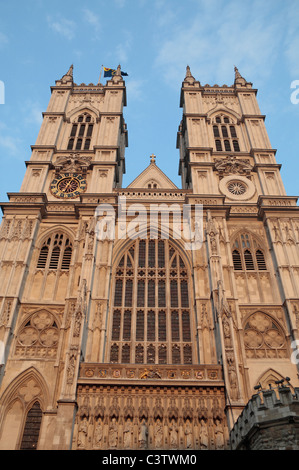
[230,384,299,450]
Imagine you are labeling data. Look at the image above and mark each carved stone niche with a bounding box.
[53,154,92,177]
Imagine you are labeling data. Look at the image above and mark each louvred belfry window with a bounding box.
[37,233,73,271]
[109,238,193,365]
[213,115,240,152]
[232,233,267,272]
[67,113,94,151]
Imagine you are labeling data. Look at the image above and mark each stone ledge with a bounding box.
[79,363,223,386]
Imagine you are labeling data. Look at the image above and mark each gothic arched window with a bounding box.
[37,233,72,271]
[109,238,193,365]
[232,233,267,271]
[213,115,240,153]
[67,113,94,151]
[20,401,42,450]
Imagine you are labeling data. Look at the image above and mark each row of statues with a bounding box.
[76,416,225,450]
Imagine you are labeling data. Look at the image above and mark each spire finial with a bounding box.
[234,65,248,87]
[66,64,73,77]
[234,65,241,79]
[184,65,196,84]
[150,154,156,164]
[60,64,74,84]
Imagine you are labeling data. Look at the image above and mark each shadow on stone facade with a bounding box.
[230,380,299,450]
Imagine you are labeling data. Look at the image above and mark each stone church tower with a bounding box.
[0,64,298,450]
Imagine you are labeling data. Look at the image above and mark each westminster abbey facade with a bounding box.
[0,65,299,450]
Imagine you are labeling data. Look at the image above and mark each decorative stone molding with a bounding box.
[73,381,228,450]
[15,309,60,359]
[53,154,92,177]
[79,363,223,383]
[219,175,256,201]
[215,155,253,178]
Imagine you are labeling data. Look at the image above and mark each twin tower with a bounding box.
[0,64,298,450]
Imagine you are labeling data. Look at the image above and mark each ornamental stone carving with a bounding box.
[15,310,59,358]
[243,312,287,359]
[54,154,91,176]
[215,155,252,178]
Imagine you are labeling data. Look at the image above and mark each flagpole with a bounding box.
[98,65,103,85]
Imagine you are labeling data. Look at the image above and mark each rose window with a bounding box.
[227,180,247,195]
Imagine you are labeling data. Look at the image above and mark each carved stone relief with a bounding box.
[15,310,59,358]
[73,385,228,450]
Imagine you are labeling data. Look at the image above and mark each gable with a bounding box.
[127,157,178,190]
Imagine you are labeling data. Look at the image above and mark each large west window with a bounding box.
[109,238,193,365]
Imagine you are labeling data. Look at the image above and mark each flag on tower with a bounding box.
[103,67,128,77]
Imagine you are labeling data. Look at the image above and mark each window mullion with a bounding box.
[131,242,139,363]
[165,239,172,364]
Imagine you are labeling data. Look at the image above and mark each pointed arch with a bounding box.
[0,366,49,413]
[207,107,242,123]
[14,308,60,359]
[112,227,193,273]
[243,311,287,359]
[208,110,242,153]
[108,235,195,365]
[66,109,96,151]
[66,106,99,122]
[36,225,75,249]
[255,368,294,393]
[20,401,43,450]
[35,229,74,271]
[0,367,49,450]
[231,230,268,272]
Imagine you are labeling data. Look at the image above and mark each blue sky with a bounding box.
[0,0,299,207]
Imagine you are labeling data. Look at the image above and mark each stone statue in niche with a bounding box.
[108,417,118,449]
[184,419,193,448]
[123,417,133,449]
[222,317,232,348]
[169,419,178,449]
[228,364,238,400]
[138,419,148,449]
[77,417,88,449]
[200,419,209,449]
[93,417,103,448]
[214,419,224,449]
[154,418,163,449]
[66,352,76,384]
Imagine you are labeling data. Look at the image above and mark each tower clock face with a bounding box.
[50,173,87,199]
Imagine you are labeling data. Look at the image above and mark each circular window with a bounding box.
[227,181,247,196]
[219,175,256,201]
